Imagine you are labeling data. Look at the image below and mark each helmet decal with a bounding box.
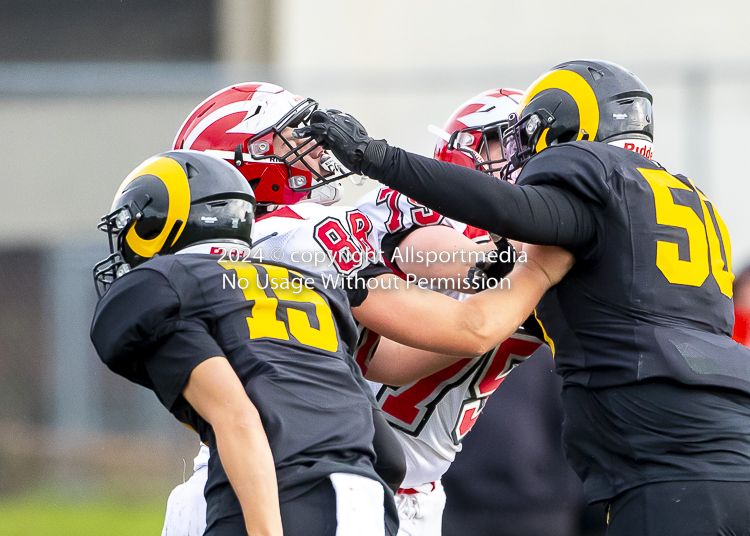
[519,69,600,144]
[183,100,262,150]
[183,92,301,150]
[225,93,303,135]
[455,95,515,129]
[172,82,283,149]
[119,156,191,258]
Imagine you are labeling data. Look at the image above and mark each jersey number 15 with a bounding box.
[221,261,339,352]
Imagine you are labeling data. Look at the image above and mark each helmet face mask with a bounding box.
[501,60,654,179]
[447,118,510,176]
[244,97,323,187]
[93,150,257,297]
[93,206,136,297]
[265,101,350,201]
[175,83,352,207]
[500,109,557,179]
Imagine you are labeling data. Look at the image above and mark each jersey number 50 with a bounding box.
[640,168,733,297]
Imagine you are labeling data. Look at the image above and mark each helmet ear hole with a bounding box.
[142,228,161,240]
[186,162,200,179]
[588,67,604,80]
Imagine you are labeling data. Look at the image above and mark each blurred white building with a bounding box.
[1,0,749,262]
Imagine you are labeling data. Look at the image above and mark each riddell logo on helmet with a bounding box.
[609,139,653,160]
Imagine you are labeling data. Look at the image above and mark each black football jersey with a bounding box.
[375,141,749,392]
[370,142,750,502]
[519,143,750,501]
[517,141,750,391]
[90,252,383,526]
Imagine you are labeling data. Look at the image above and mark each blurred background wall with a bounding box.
[0,0,748,533]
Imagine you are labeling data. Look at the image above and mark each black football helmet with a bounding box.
[93,150,256,297]
[502,60,653,178]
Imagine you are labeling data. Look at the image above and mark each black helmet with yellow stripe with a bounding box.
[501,60,653,178]
[94,150,256,296]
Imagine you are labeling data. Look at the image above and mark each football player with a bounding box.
[90,150,398,536]
[171,82,560,359]
[161,83,572,536]
[299,60,750,535]
[357,88,524,289]
[355,88,546,536]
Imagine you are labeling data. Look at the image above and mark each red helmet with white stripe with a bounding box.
[433,88,522,176]
[174,82,350,206]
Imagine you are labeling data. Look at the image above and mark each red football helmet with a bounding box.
[433,88,523,176]
[174,82,350,206]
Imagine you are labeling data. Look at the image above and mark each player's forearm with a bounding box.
[212,412,283,536]
[396,225,495,293]
[182,357,283,536]
[352,276,489,357]
[461,246,573,348]
[460,263,551,350]
[369,147,594,249]
[365,337,466,385]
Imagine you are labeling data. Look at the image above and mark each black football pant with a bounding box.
[206,476,398,536]
[208,478,337,536]
[605,480,750,536]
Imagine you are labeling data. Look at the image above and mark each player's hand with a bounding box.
[293,110,388,175]
[485,237,517,279]
[468,238,517,291]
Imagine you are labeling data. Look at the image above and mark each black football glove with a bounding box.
[293,109,388,175]
[483,237,517,280]
[466,238,517,292]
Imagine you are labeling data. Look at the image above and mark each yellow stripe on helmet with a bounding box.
[518,69,600,145]
[113,155,160,211]
[116,156,191,259]
[536,128,550,153]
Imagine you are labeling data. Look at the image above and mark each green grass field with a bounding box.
[0,426,198,536]
[0,493,167,536]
